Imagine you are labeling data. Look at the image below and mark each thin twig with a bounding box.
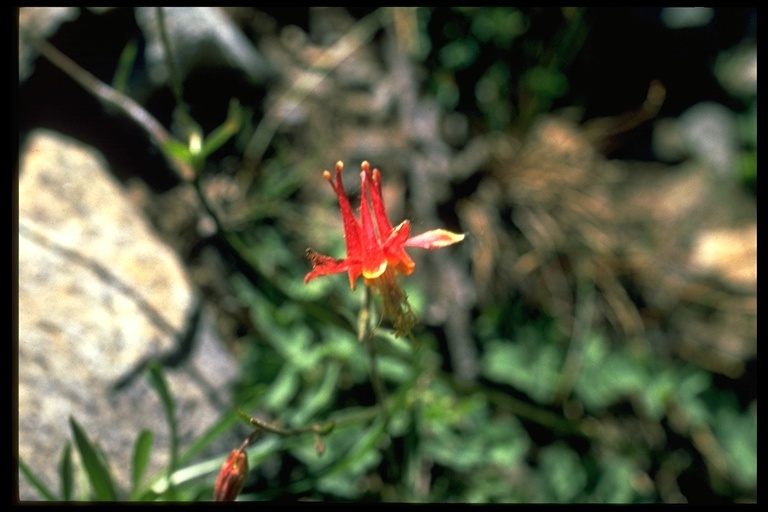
[247,416,335,437]
[360,287,390,421]
[35,38,195,183]
[36,38,242,246]
[155,6,199,149]
[244,413,336,458]
[155,7,184,108]
[553,258,595,405]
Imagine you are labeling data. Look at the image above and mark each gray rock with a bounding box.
[18,7,80,82]
[18,8,121,83]
[651,117,688,163]
[654,102,740,177]
[678,102,739,178]
[18,130,239,501]
[135,7,274,87]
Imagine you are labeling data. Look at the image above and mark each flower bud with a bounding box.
[213,449,249,502]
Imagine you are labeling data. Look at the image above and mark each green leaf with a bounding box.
[538,443,586,503]
[69,417,118,501]
[146,363,177,446]
[522,65,569,101]
[112,39,138,95]
[483,417,529,468]
[574,334,659,415]
[470,8,527,48]
[481,339,561,404]
[740,149,756,190]
[714,402,756,489]
[376,354,412,384]
[290,362,341,426]
[263,365,300,411]
[589,454,640,503]
[18,457,57,501]
[161,139,193,166]
[438,38,480,71]
[316,419,387,498]
[131,430,154,493]
[432,70,460,111]
[59,442,73,501]
[200,98,243,158]
[146,362,179,498]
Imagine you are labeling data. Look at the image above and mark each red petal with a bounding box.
[364,162,394,240]
[360,169,388,279]
[383,221,415,275]
[326,162,363,261]
[305,249,362,289]
[304,249,349,281]
[383,220,411,248]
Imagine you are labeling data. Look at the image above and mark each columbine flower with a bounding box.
[213,449,249,502]
[305,161,465,336]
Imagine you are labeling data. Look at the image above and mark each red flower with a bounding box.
[305,161,465,336]
[213,449,249,502]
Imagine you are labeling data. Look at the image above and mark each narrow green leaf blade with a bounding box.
[200,98,242,158]
[146,363,176,424]
[112,39,138,95]
[18,457,57,501]
[146,362,179,499]
[59,442,73,501]
[69,417,118,501]
[131,430,154,492]
[161,139,193,166]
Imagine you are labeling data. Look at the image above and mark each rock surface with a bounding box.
[134,7,275,87]
[18,7,79,82]
[18,130,239,501]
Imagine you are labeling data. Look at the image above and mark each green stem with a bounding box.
[35,39,195,182]
[156,6,200,150]
[553,258,594,405]
[360,287,389,421]
[155,7,185,109]
[38,15,202,185]
[246,415,336,438]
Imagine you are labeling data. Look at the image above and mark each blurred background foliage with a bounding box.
[19,7,755,503]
